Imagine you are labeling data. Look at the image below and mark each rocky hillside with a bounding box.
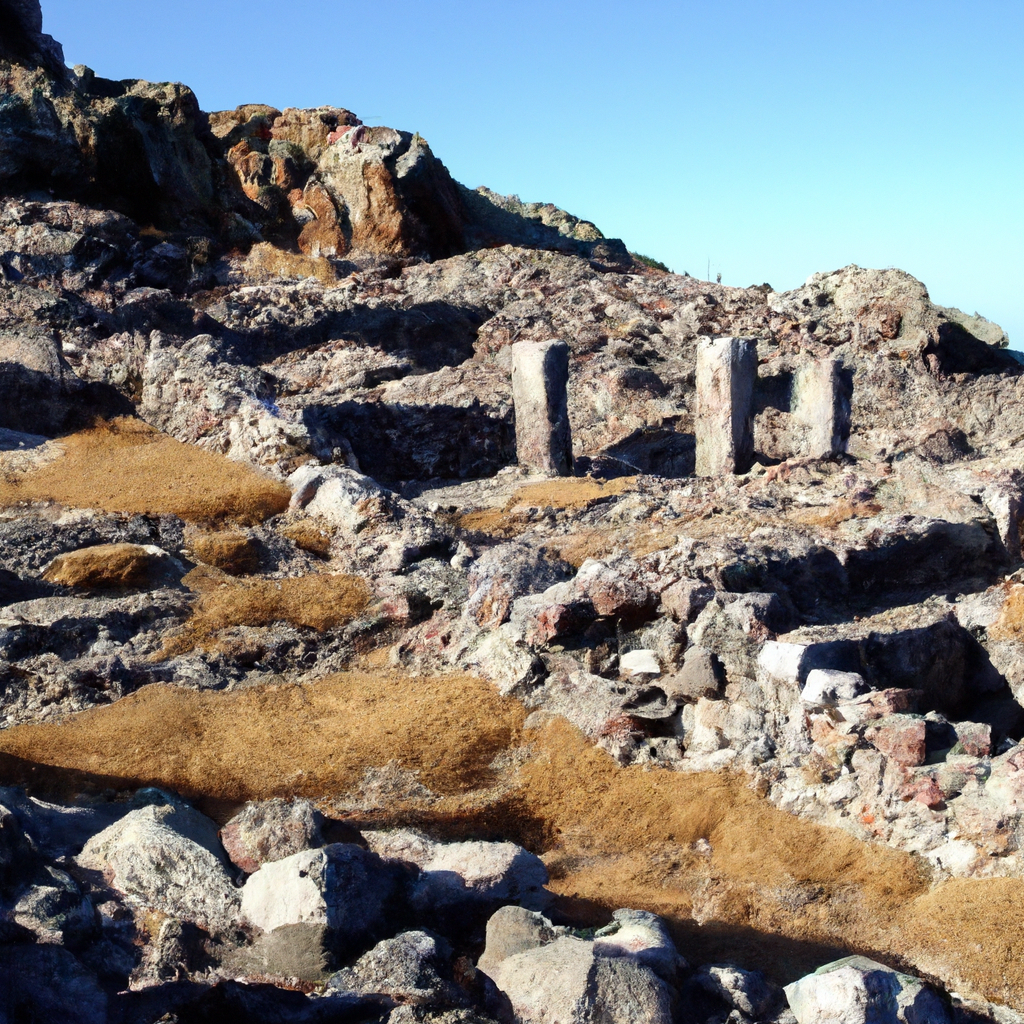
[2,2,1024,1022]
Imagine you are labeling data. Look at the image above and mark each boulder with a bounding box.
[11,864,96,945]
[691,963,777,1019]
[662,646,724,703]
[801,669,868,706]
[864,715,927,767]
[0,786,130,860]
[363,828,549,912]
[572,557,653,621]
[0,945,106,1024]
[477,905,567,978]
[659,578,715,623]
[220,798,325,874]
[240,843,398,956]
[486,933,675,1024]
[77,799,241,934]
[327,930,468,1008]
[466,541,571,629]
[591,909,685,984]
[783,955,951,1024]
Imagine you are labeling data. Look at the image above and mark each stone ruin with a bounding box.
[513,334,852,478]
[694,336,852,475]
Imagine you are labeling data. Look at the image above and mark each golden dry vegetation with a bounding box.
[243,242,339,286]
[280,520,335,558]
[41,543,165,590]
[988,585,1024,642]
[1,673,1021,1004]
[186,530,261,576]
[0,419,290,525]
[458,477,638,539]
[159,565,371,657]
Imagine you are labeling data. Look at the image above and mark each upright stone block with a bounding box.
[511,339,572,477]
[793,358,851,458]
[694,336,757,476]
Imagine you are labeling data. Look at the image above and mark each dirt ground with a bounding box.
[0,670,1020,1007]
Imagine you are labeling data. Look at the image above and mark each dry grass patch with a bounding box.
[5,683,1024,1001]
[792,498,883,529]
[244,242,339,286]
[988,585,1024,642]
[160,566,370,656]
[458,477,637,543]
[42,543,168,590]
[0,671,524,802]
[0,418,290,525]
[186,530,260,576]
[510,476,636,511]
[280,520,334,558]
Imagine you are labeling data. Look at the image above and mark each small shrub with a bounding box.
[631,253,671,273]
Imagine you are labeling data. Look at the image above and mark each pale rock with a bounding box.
[327,930,467,1008]
[695,336,758,476]
[659,577,715,623]
[477,905,566,978]
[363,828,549,910]
[801,669,868,705]
[287,464,386,531]
[220,798,324,874]
[693,963,777,1019]
[488,932,675,1024]
[620,649,661,677]
[661,646,723,705]
[783,955,950,1024]
[77,800,240,934]
[240,844,396,953]
[792,358,851,459]
[511,339,572,477]
[591,909,685,984]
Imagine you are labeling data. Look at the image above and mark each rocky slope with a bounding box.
[2,2,1024,1022]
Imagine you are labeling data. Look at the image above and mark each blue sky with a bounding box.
[45,1,1023,348]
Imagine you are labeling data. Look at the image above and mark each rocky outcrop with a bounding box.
[1,5,1024,1021]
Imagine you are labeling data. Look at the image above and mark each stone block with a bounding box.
[695,336,757,476]
[792,358,851,459]
[512,339,572,476]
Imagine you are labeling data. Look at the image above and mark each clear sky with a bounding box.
[44,1,1023,348]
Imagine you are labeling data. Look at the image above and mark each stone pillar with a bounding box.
[793,358,851,458]
[694,336,757,476]
[511,339,572,476]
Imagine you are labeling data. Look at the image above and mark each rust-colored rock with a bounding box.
[865,714,926,767]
